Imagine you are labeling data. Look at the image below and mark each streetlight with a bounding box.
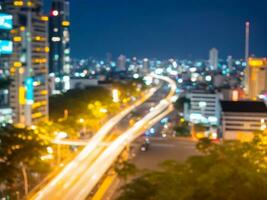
[78,118,85,124]
[78,118,87,137]
[54,131,68,165]
[100,108,108,113]
[112,89,120,103]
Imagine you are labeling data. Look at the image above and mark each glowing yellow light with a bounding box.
[232,90,239,101]
[40,90,48,95]
[14,1,23,6]
[41,16,49,21]
[20,26,25,31]
[10,67,16,74]
[45,46,50,53]
[62,21,70,27]
[33,81,41,87]
[112,89,120,103]
[19,87,25,105]
[14,62,22,67]
[47,147,54,154]
[32,101,47,109]
[13,36,22,42]
[79,118,85,123]
[248,58,267,68]
[33,58,47,64]
[35,36,41,41]
[27,1,33,7]
[19,67,24,74]
[32,112,43,119]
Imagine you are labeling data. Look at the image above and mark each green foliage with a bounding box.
[49,86,112,120]
[0,125,50,191]
[174,124,190,136]
[114,161,138,181]
[174,96,190,113]
[49,82,145,136]
[118,136,267,200]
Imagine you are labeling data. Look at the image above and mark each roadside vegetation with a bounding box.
[117,132,267,200]
[0,125,51,198]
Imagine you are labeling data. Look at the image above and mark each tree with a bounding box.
[117,134,267,200]
[0,125,51,196]
[114,161,138,181]
[174,96,190,113]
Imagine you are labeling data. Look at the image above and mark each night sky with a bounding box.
[46,0,267,60]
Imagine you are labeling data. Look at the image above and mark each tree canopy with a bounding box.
[118,133,267,200]
[0,125,51,195]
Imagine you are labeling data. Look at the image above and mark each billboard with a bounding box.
[248,58,267,68]
[0,40,13,54]
[25,78,34,105]
[0,13,13,30]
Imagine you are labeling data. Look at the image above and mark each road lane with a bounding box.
[29,75,176,200]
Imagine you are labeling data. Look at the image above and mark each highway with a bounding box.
[28,74,176,200]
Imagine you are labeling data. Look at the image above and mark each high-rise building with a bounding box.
[209,48,218,70]
[49,0,70,76]
[227,55,233,71]
[143,58,150,75]
[0,4,13,124]
[117,54,127,71]
[3,0,49,126]
[246,58,267,100]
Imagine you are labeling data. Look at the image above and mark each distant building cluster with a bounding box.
[178,49,267,141]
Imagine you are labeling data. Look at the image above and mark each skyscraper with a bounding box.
[117,54,127,71]
[0,3,13,124]
[3,0,49,126]
[209,48,218,70]
[143,58,150,75]
[49,0,70,76]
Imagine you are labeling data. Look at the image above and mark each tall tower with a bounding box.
[4,0,49,126]
[209,48,218,70]
[245,22,250,95]
[245,22,250,62]
[49,0,71,76]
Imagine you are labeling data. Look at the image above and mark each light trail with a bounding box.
[28,87,157,199]
[29,75,176,200]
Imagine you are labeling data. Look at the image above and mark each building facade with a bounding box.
[209,48,218,70]
[3,0,49,126]
[245,58,267,100]
[221,101,267,141]
[0,4,13,124]
[185,91,221,125]
[49,0,70,76]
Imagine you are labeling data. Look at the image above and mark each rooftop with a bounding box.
[221,101,267,113]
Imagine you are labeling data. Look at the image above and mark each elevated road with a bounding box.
[29,74,176,200]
